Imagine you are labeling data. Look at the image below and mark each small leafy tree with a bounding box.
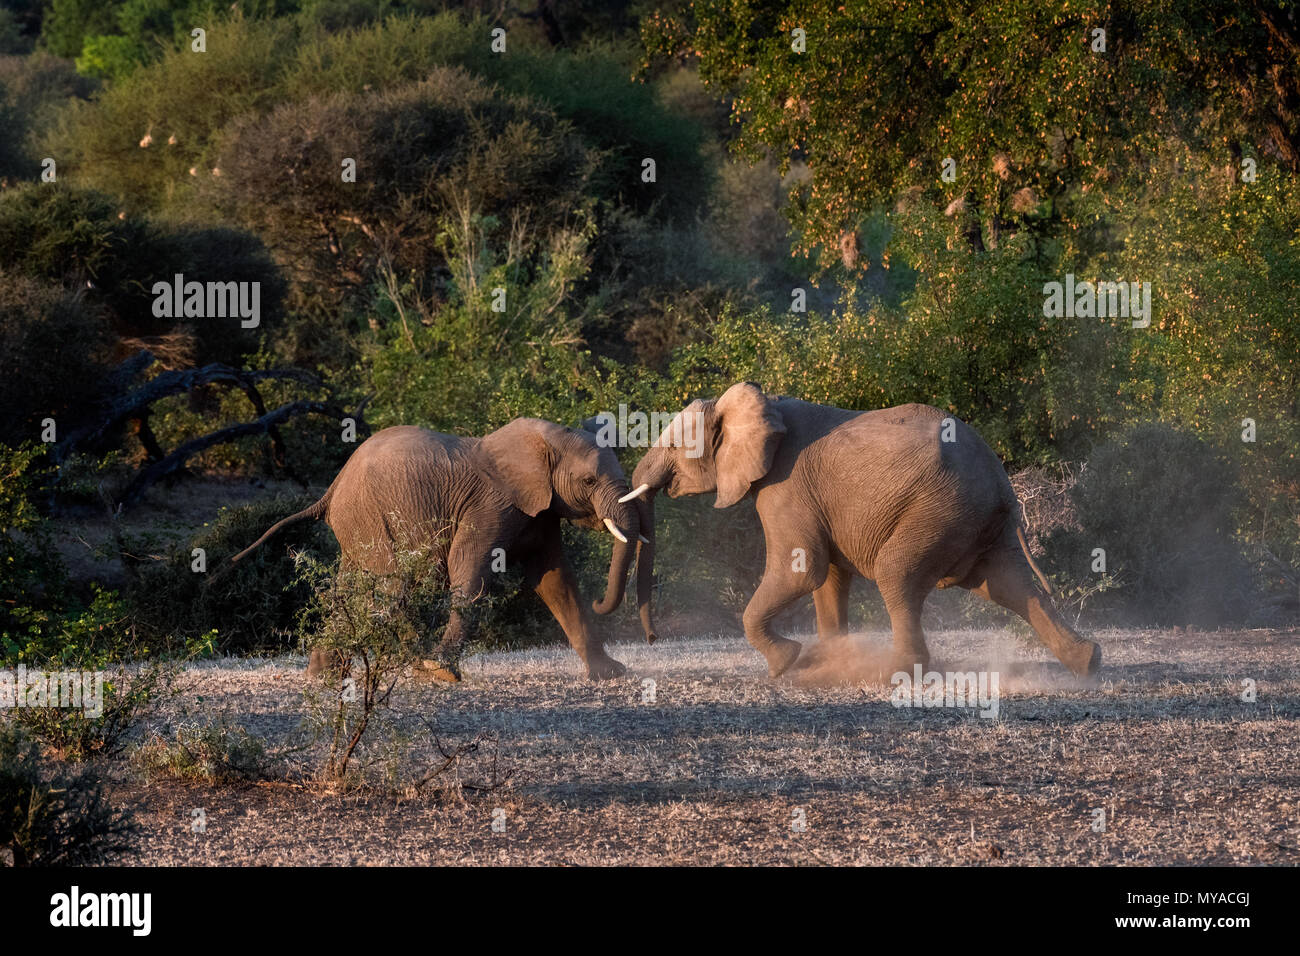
[0,723,137,866]
[294,543,459,783]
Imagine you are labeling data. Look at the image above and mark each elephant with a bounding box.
[624,382,1102,680]
[229,418,654,681]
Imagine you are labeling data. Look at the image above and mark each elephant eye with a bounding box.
[583,475,598,486]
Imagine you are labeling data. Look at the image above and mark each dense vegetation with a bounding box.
[0,0,1295,666]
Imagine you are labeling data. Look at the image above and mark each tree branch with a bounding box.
[116,399,367,508]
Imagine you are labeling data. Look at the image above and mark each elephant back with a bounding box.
[326,426,473,573]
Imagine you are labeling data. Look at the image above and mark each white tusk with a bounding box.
[638,535,650,544]
[618,483,650,503]
[603,518,628,543]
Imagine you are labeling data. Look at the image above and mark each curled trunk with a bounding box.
[591,496,639,615]
[634,493,658,643]
[629,446,673,643]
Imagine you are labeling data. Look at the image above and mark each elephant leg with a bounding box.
[877,585,930,679]
[961,538,1101,676]
[523,539,626,680]
[874,536,934,676]
[742,543,823,678]
[812,562,852,641]
[306,646,340,678]
[434,540,495,682]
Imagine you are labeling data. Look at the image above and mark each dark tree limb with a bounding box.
[56,351,326,465]
[117,400,368,508]
[131,412,166,463]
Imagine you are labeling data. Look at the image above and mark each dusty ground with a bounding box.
[103,625,1299,865]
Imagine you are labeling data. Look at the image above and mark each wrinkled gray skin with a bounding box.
[231,419,650,680]
[629,382,1102,680]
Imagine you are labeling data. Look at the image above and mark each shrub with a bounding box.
[208,67,598,317]
[0,274,114,445]
[0,52,96,178]
[8,652,178,762]
[135,720,275,784]
[128,493,338,654]
[294,541,514,795]
[294,546,453,782]
[0,722,136,866]
[0,444,68,646]
[0,10,29,55]
[0,185,285,367]
[75,32,146,80]
[1044,423,1254,626]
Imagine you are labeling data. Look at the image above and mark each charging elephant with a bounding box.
[625,382,1101,680]
[230,419,653,681]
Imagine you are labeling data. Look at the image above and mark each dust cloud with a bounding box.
[785,631,1095,693]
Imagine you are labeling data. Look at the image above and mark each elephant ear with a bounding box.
[713,382,786,509]
[478,419,555,517]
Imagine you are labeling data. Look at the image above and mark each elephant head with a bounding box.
[622,382,787,641]
[477,418,644,618]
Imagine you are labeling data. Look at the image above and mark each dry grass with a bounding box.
[108,626,1299,865]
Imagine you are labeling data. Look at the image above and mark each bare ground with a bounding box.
[100,625,1300,866]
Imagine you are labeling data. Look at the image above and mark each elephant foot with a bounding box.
[1061,640,1102,677]
[763,637,802,678]
[586,653,627,680]
[883,649,930,683]
[418,659,462,683]
[306,648,348,678]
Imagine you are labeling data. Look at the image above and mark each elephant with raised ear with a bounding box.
[625,382,1102,680]
[229,418,653,681]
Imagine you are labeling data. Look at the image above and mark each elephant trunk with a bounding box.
[628,447,674,643]
[634,491,658,643]
[591,491,639,616]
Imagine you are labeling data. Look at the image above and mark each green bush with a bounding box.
[75,32,146,80]
[0,444,68,648]
[8,652,178,762]
[209,67,598,316]
[295,546,449,781]
[0,723,136,866]
[0,184,285,366]
[0,52,96,178]
[1044,423,1254,626]
[38,0,121,58]
[0,446,147,667]
[135,720,275,784]
[0,273,114,445]
[129,493,337,653]
[0,9,30,55]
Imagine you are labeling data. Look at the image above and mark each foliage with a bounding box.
[0,722,137,866]
[294,546,451,782]
[647,0,1300,274]
[135,719,275,783]
[0,445,149,670]
[0,51,95,179]
[209,66,599,316]
[48,13,707,219]
[8,653,178,761]
[1044,423,1254,626]
[0,272,114,445]
[128,493,337,654]
[0,184,285,366]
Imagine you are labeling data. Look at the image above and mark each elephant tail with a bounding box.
[228,493,331,567]
[1016,521,1053,596]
